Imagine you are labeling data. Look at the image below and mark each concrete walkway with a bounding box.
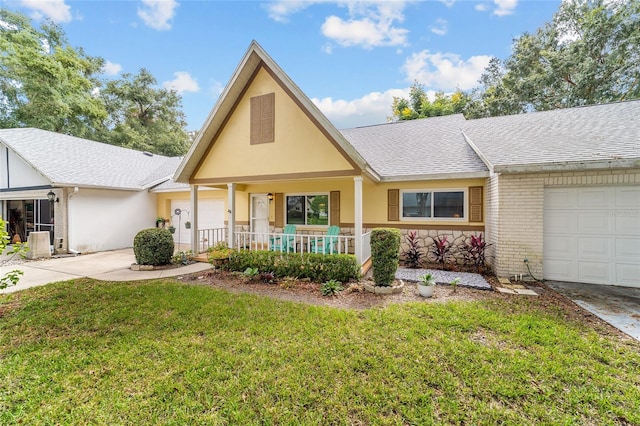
[0,248,212,294]
[546,281,640,342]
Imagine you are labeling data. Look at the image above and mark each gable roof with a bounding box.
[341,114,489,181]
[0,128,179,191]
[463,100,640,173]
[174,40,370,183]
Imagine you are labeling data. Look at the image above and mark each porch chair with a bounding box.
[269,224,297,252]
[310,225,341,254]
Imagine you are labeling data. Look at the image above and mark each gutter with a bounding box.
[379,170,490,183]
[493,158,640,174]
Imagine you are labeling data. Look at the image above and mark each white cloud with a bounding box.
[312,87,409,128]
[493,0,518,16]
[430,18,447,36]
[402,50,492,91]
[320,2,409,49]
[20,0,72,23]
[440,0,456,7]
[265,0,320,23]
[138,0,179,31]
[102,60,122,76]
[475,3,488,12]
[209,81,224,98]
[163,71,200,94]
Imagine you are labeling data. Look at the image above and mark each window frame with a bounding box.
[284,193,330,227]
[399,188,467,221]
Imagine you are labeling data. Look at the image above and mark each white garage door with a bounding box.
[544,186,640,287]
[170,199,225,246]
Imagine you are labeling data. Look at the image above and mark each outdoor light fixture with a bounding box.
[47,190,59,203]
[267,193,274,202]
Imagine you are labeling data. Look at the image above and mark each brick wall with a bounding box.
[492,168,640,280]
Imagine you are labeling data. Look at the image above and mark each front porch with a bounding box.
[194,226,372,267]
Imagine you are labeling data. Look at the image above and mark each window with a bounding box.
[401,190,465,219]
[286,194,329,226]
[250,93,275,144]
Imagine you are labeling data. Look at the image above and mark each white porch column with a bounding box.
[190,184,199,253]
[227,183,236,248]
[354,176,363,265]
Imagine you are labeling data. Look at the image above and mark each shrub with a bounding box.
[321,279,343,296]
[402,230,423,268]
[207,242,235,269]
[171,250,194,266]
[370,228,401,286]
[459,233,492,273]
[428,235,453,270]
[133,228,174,266]
[227,250,359,283]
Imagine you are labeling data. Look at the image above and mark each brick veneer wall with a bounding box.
[490,168,640,280]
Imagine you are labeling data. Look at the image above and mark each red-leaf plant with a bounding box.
[429,235,453,270]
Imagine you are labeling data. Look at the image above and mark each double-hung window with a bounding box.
[401,190,465,220]
[286,194,329,226]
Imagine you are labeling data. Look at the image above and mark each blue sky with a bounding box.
[3,0,561,130]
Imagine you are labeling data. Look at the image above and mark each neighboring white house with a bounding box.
[0,128,182,253]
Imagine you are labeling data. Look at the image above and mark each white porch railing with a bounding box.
[197,227,226,252]
[234,231,354,256]
[197,228,371,266]
[361,231,372,264]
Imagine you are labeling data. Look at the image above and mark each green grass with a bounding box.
[1,279,639,425]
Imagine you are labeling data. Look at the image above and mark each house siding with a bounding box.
[492,168,640,280]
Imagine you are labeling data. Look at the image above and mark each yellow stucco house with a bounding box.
[163,41,640,287]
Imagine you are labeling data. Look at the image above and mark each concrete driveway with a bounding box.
[0,248,212,294]
[546,281,640,341]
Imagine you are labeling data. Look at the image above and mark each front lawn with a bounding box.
[1,279,639,425]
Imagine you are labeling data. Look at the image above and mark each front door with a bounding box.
[250,194,270,246]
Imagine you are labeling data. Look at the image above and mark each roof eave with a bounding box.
[493,158,640,174]
[379,171,490,182]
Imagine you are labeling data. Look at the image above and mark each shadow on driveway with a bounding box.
[546,281,640,342]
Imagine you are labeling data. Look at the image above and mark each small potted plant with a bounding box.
[207,242,234,268]
[418,273,436,297]
[168,225,176,234]
[185,221,191,229]
[155,217,166,228]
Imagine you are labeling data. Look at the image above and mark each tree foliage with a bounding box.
[467,0,640,118]
[99,69,190,156]
[0,9,191,156]
[0,9,106,138]
[390,82,470,121]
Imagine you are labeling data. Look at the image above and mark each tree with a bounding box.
[390,82,470,121]
[0,217,27,290]
[99,69,190,156]
[0,9,106,138]
[468,0,640,118]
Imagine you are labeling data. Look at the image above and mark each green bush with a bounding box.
[370,228,401,286]
[133,228,174,266]
[227,251,360,283]
[321,279,343,296]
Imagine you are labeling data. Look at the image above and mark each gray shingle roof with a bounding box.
[0,128,179,190]
[463,100,640,172]
[341,114,489,180]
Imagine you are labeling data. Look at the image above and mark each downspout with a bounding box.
[66,187,80,254]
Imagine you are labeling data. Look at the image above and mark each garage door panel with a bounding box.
[615,214,640,234]
[616,186,640,207]
[578,237,611,258]
[616,238,640,259]
[544,211,578,233]
[545,235,577,258]
[577,212,611,234]
[616,263,640,287]
[544,259,577,281]
[578,261,612,283]
[544,188,577,208]
[578,188,610,208]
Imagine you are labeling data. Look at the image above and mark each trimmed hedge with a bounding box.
[370,228,401,286]
[133,228,174,266]
[226,250,360,283]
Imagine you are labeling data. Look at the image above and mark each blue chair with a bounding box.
[310,226,340,254]
[270,224,297,252]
